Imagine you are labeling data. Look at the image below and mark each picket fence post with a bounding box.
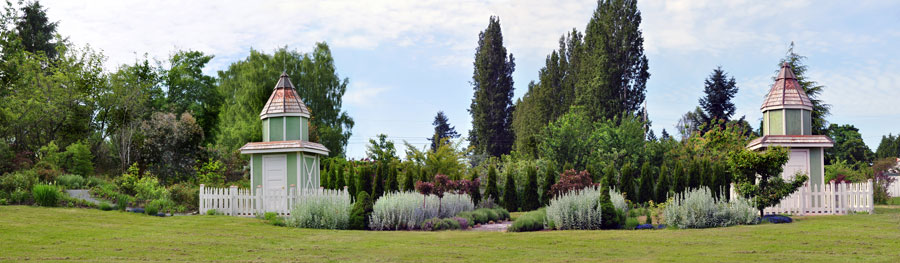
[256,185,264,216]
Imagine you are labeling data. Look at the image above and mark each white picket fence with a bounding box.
[199,184,347,217]
[731,179,874,216]
[888,178,900,197]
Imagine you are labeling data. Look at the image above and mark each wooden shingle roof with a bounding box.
[259,72,311,119]
[761,63,813,111]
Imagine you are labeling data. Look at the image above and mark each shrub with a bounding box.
[471,209,489,224]
[550,169,595,198]
[115,193,135,211]
[146,198,177,215]
[508,208,546,232]
[169,183,198,212]
[610,188,628,213]
[134,176,167,203]
[521,166,540,211]
[197,158,226,187]
[1,170,39,195]
[624,217,639,229]
[369,191,474,230]
[263,212,286,226]
[32,184,61,207]
[546,186,603,230]
[664,187,759,229]
[206,209,219,215]
[56,174,85,189]
[452,216,469,229]
[349,191,373,230]
[10,190,31,204]
[455,211,475,225]
[287,188,352,229]
[99,202,113,211]
[494,207,510,220]
[145,201,159,215]
[85,176,106,188]
[420,217,463,231]
[64,141,93,176]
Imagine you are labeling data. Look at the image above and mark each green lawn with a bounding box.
[2,206,899,262]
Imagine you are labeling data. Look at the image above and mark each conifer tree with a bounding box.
[372,163,385,199]
[576,0,649,121]
[428,111,460,152]
[687,160,701,189]
[468,169,483,205]
[699,66,739,122]
[402,167,415,191]
[540,167,556,206]
[598,176,621,229]
[335,163,345,190]
[603,163,617,190]
[16,1,60,60]
[484,165,501,204]
[654,164,669,203]
[502,168,519,211]
[347,166,358,200]
[778,42,830,135]
[638,162,654,204]
[357,165,373,196]
[386,164,399,193]
[618,162,636,201]
[522,166,540,211]
[672,161,685,195]
[469,16,515,157]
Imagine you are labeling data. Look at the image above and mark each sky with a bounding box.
[42,0,900,159]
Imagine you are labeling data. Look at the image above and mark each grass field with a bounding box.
[2,206,899,262]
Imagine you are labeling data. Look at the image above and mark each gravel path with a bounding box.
[469,221,513,232]
[65,189,105,205]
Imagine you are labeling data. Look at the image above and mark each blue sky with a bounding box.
[46,0,900,159]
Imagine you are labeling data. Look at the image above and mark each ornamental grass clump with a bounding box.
[32,184,61,207]
[287,188,352,230]
[369,191,474,230]
[664,187,759,229]
[545,186,604,230]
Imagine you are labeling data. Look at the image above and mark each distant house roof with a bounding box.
[761,63,814,111]
[259,72,311,119]
[240,140,329,155]
[747,135,833,150]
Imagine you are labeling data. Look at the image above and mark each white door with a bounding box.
[783,150,809,181]
[263,155,287,212]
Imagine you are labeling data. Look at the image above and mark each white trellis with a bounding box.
[199,184,346,216]
[731,179,874,216]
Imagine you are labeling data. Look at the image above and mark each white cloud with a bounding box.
[43,0,595,72]
[343,81,388,107]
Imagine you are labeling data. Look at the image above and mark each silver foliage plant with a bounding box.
[369,191,475,230]
[609,187,628,214]
[287,188,352,229]
[664,187,759,229]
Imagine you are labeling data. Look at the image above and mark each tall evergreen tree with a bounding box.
[522,166,540,211]
[386,164,399,193]
[502,167,519,211]
[16,1,60,60]
[672,161,685,194]
[468,169,482,205]
[638,162,654,204]
[484,165,501,204]
[698,66,738,122]
[778,42,830,135]
[540,167,556,206]
[402,166,415,191]
[618,162,636,201]
[511,31,582,157]
[875,134,899,159]
[372,163,385,199]
[575,0,649,121]
[654,164,669,203]
[469,16,515,157]
[335,163,345,190]
[428,111,460,151]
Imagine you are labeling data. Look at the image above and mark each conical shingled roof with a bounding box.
[259,72,311,119]
[761,63,813,111]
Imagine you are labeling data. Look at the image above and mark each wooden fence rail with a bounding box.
[199,184,348,217]
[731,179,873,216]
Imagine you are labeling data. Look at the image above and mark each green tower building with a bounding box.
[239,72,330,200]
[747,63,833,187]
